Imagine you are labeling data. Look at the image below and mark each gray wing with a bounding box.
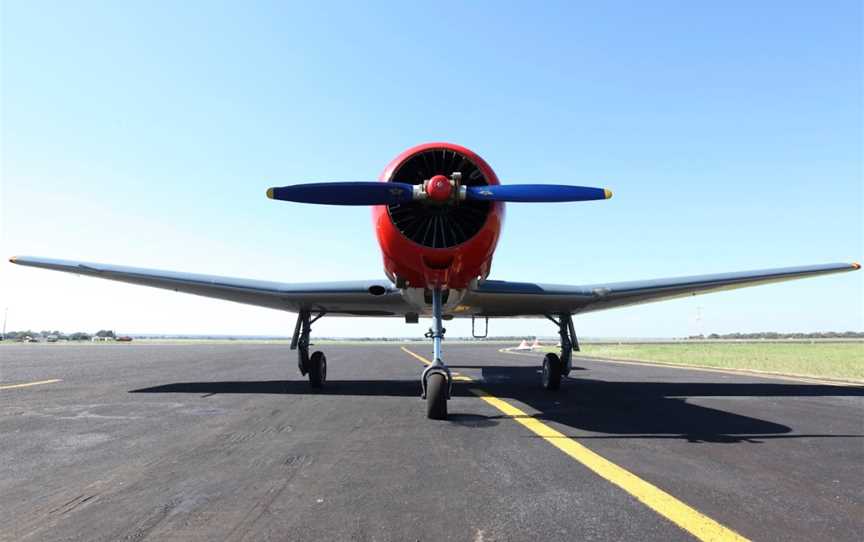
[9,256,409,316]
[461,262,860,317]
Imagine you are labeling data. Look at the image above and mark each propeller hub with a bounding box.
[427,175,452,203]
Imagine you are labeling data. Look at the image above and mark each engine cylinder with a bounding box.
[372,143,504,289]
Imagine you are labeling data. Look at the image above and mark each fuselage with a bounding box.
[372,143,505,290]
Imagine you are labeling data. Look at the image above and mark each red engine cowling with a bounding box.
[372,142,505,289]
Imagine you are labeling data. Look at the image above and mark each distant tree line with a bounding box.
[2,329,116,341]
[690,331,863,340]
[4,330,861,341]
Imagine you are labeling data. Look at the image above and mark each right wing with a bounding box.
[9,256,410,316]
[462,262,860,317]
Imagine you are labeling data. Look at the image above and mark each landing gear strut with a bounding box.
[542,313,578,390]
[420,287,451,419]
[291,309,327,388]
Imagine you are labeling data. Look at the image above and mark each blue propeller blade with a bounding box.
[465,184,612,202]
[267,182,416,205]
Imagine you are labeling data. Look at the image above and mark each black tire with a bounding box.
[309,351,326,388]
[426,372,448,420]
[542,353,562,390]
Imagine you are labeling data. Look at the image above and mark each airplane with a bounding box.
[9,142,861,419]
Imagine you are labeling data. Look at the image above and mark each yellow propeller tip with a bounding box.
[604,188,613,199]
[266,187,274,199]
[9,256,17,263]
[853,262,861,270]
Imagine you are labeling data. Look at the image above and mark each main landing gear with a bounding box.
[420,287,452,419]
[542,313,578,390]
[292,309,327,388]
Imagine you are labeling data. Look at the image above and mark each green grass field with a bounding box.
[560,342,864,382]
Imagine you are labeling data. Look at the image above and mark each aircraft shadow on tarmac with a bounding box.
[476,366,864,443]
[130,380,422,397]
[130,366,864,444]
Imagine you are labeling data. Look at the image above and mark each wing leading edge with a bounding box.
[462,262,860,317]
[9,256,859,319]
[8,256,409,316]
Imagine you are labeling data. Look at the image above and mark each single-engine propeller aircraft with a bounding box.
[10,142,860,419]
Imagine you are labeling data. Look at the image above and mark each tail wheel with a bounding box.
[309,351,326,388]
[426,372,448,420]
[542,352,562,390]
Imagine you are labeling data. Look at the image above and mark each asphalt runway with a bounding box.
[1,343,862,542]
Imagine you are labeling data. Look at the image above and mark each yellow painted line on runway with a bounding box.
[401,346,476,382]
[0,378,62,390]
[472,389,749,542]
[499,348,863,387]
[401,347,749,542]
[402,346,435,365]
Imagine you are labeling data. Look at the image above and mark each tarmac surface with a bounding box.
[1,342,862,542]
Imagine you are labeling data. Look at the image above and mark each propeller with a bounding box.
[266,176,612,205]
[464,184,611,202]
[266,182,416,206]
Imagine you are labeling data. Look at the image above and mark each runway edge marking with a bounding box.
[0,378,62,390]
[400,347,750,542]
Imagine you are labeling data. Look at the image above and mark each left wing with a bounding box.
[461,262,860,317]
[8,256,410,316]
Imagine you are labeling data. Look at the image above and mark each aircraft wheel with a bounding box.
[426,372,448,420]
[309,351,326,388]
[541,353,562,390]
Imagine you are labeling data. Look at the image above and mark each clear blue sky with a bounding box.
[2,1,861,337]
